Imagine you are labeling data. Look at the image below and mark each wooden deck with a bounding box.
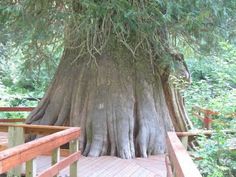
[0,107,203,177]
[21,155,166,177]
[0,132,166,177]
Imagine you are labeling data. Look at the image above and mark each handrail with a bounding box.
[0,123,69,135]
[192,106,219,130]
[0,127,80,173]
[0,118,25,122]
[0,107,35,112]
[192,106,219,115]
[166,132,202,177]
[176,130,236,151]
[0,124,80,176]
[176,129,236,137]
[0,107,81,176]
[0,107,34,122]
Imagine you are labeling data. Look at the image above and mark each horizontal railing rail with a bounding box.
[0,107,35,112]
[0,123,69,135]
[175,130,236,149]
[0,107,35,123]
[166,132,202,177]
[0,118,25,122]
[176,130,236,137]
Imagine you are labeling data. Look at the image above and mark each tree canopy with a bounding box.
[1,0,236,65]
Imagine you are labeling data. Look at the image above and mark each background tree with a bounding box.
[0,0,235,158]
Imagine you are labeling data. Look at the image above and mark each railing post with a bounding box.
[7,126,25,177]
[165,154,174,177]
[69,139,79,177]
[180,136,188,149]
[52,147,60,177]
[26,159,37,177]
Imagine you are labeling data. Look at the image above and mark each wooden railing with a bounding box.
[0,107,33,152]
[0,107,35,112]
[176,129,236,150]
[192,106,219,130]
[0,123,80,177]
[0,123,69,135]
[167,130,236,176]
[0,107,80,177]
[166,132,202,177]
[0,107,35,123]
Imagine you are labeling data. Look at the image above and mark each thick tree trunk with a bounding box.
[160,53,193,132]
[26,40,191,158]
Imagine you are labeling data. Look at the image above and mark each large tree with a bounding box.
[1,0,235,158]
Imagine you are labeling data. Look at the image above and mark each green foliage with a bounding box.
[0,41,53,118]
[0,1,235,101]
[1,0,236,62]
[0,35,57,120]
[193,132,236,177]
[0,41,55,106]
[0,0,63,77]
[184,41,236,176]
[185,41,236,129]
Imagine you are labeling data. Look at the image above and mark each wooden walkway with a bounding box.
[0,132,166,177]
[22,155,166,177]
[0,107,204,177]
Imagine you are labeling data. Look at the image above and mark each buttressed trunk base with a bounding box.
[26,45,190,159]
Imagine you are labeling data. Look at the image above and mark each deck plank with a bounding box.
[129,167,155,177]
[113,162,141,177]
[133,155,166,176]
[89,157,132,177]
